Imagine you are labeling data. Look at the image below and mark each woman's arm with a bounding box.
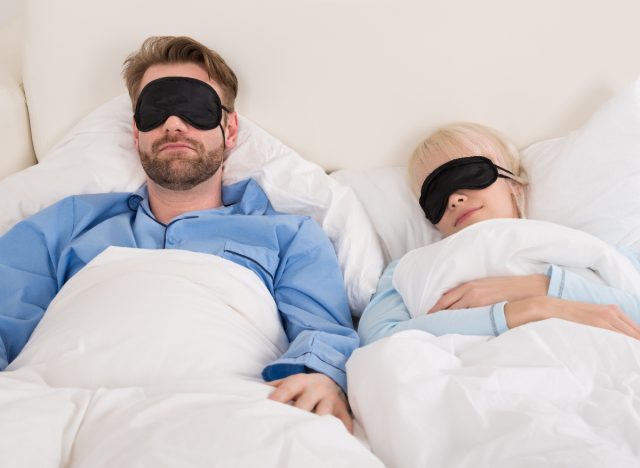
[428,248,640,324]
[359,248,640,346]
[546,249,640,324]
[427,275,550,313]
[504,296,640,339]
[357,261,509,346]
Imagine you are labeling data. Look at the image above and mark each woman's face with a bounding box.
[434,178,518,237]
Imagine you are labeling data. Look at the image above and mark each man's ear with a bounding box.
[132,119,140,150]
[223,111,239,151]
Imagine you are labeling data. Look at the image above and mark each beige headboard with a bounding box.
[16,0,640,171]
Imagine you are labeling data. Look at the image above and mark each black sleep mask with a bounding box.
[134,76,229,132]
[419,156,516,224]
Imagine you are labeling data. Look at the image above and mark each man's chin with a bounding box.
[139,147,223,191]
[147,168,221,191]
[150,178,205,191]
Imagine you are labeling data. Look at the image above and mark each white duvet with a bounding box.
[393,218,640,317]
[348,218,640,467]
[347,321,640,468]
[2,247,382,468]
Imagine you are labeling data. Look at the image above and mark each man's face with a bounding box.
[133,63,237,191]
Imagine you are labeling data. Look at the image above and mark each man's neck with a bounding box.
[147,173,223,224]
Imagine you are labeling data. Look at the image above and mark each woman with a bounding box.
[358,123,640,345]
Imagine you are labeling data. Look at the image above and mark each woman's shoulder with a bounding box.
[617,245,640,271]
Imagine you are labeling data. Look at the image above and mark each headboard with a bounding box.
[12,0,640,171]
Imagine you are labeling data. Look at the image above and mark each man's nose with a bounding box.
[162,115,189,132]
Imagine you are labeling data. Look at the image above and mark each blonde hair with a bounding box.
[408,122,529,218]
[122,36,238,111]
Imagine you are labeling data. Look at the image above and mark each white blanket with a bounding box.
[2,248,382,468]
[347,320,640,468]
[393,218,640,317]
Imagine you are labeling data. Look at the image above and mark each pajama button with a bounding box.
[127,195,142,210]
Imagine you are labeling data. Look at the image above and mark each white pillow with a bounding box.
[522,77,640,249]
[0,94,384,315]
[331,167,440,262]
[333,77,640,261]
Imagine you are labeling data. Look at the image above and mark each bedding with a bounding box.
[393,218,640,317]
[522,77,640,248]
[3,247,383,467]
[347,319,640,468]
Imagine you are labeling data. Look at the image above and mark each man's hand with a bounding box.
[267,372,353,433]
[428,275,550,313]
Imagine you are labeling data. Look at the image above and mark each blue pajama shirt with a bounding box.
[358,250,640,346]
[0,178,357,391]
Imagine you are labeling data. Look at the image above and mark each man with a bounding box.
[0,36,357,431]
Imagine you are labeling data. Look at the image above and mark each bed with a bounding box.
[2,0,640,467]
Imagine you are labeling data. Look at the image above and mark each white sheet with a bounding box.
[2,248,383,467]
[393,218,640,317]
[347,320,640,468]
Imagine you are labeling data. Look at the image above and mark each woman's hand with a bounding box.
[428,275,550,313]
[504,296,640,340]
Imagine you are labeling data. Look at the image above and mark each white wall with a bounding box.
[22,0,640,169]
[0,0,23,75]
[0,0,21,27]
[0,0,36,178]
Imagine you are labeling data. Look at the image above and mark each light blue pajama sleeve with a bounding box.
[546,246,640,324]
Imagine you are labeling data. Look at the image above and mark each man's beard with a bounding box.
[139,135,224,191]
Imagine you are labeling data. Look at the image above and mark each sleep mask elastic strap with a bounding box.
[419,156,516,224]
[134,76,230,132]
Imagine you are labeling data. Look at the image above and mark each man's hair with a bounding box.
[122,36,238,111]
